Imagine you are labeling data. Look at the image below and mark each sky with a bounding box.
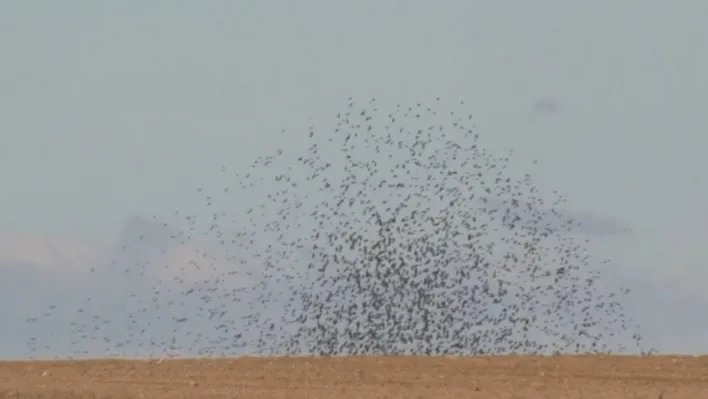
[1,0,708,357]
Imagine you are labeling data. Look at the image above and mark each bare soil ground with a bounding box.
[0,356,706,398]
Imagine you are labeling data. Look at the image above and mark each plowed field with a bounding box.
[1,356,706,398]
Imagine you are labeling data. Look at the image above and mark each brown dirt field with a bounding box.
[0,356,707,398]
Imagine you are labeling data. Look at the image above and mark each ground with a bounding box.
[1,356,706,398]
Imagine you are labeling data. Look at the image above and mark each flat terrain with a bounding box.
[1,356,707,398]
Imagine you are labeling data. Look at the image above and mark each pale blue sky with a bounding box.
[1,1,708,357]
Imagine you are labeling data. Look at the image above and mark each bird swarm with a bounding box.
[27,97,652,358]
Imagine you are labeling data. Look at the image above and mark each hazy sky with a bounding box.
[2,1,708,356]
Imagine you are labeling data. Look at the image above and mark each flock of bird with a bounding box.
[25,97,654,358]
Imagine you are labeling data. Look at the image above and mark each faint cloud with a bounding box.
[477,195,630,236]
[529,97,562,123]
[0,232,100,269]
